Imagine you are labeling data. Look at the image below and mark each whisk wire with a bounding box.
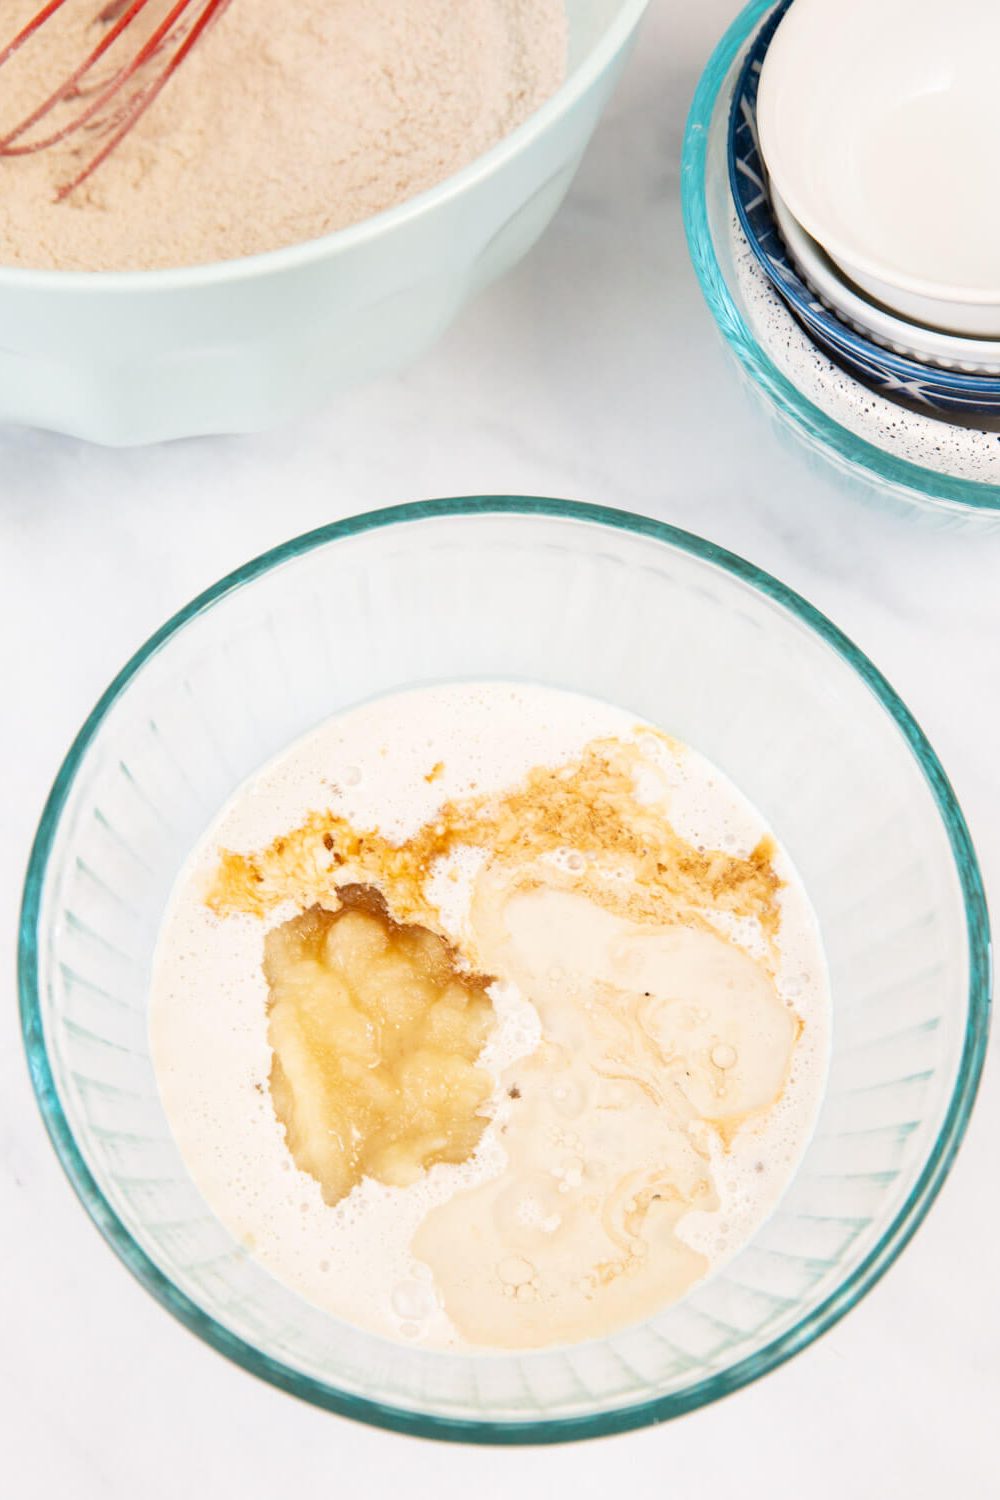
[0,0,164,153]
[56,0,230,198]
[0,0,233,196]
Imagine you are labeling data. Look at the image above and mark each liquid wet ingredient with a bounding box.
[414,884,800,1347]
[151,683,830,1351]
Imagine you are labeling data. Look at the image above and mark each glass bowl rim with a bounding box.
[19,495,992,1444]
[681,0,1000,516]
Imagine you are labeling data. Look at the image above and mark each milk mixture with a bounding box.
[151,683,830,1350]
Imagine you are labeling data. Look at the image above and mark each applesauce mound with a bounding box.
[265,885,495,1206]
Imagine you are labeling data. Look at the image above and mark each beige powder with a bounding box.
[0,0,567,271]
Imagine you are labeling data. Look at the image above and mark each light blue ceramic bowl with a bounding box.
[729,1,1000,420]
[0,1,648,446]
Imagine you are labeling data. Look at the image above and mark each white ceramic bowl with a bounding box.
[0,1,648,446]
[770,191,1000,377]
[757,0,1000,337]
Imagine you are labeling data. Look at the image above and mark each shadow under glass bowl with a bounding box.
[727,0,1000,419]
[20,499,990,1442]
[683,0,1000,521]
[0,0,649,446]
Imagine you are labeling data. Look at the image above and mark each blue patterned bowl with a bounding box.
[728,0,1000,419]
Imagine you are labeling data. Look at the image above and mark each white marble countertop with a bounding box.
[2,2,997,1495]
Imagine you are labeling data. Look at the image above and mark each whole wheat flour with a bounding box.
[0,0,567,271]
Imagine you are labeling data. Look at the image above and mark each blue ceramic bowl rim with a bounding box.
[682,0,1000,513]
[727,0,1000,399]
[0,0,649,293]
[19,497,992,1443]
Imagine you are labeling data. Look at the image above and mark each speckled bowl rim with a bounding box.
[19,498,992,1443]
[0,0,650,292]
[682,0,1000,515]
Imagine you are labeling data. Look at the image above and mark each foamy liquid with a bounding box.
[150,682,830,1350]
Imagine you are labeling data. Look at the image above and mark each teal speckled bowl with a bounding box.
[0,2,648,445]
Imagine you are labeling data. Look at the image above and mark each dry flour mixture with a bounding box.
[0,0,566,270]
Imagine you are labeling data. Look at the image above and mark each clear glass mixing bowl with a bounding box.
[682,0,1000,527]
[19,499,990,1441]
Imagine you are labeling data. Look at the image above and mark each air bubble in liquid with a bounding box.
[632,767,663,806]
[391,1280,433,1321]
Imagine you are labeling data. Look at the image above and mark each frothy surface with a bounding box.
[731,214,1000,485]
[150,682,830,1349]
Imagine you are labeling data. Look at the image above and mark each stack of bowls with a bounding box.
[728,0,1000,420]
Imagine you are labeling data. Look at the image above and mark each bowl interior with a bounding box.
[757,0,1000,302]
[21,503,988,1439]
